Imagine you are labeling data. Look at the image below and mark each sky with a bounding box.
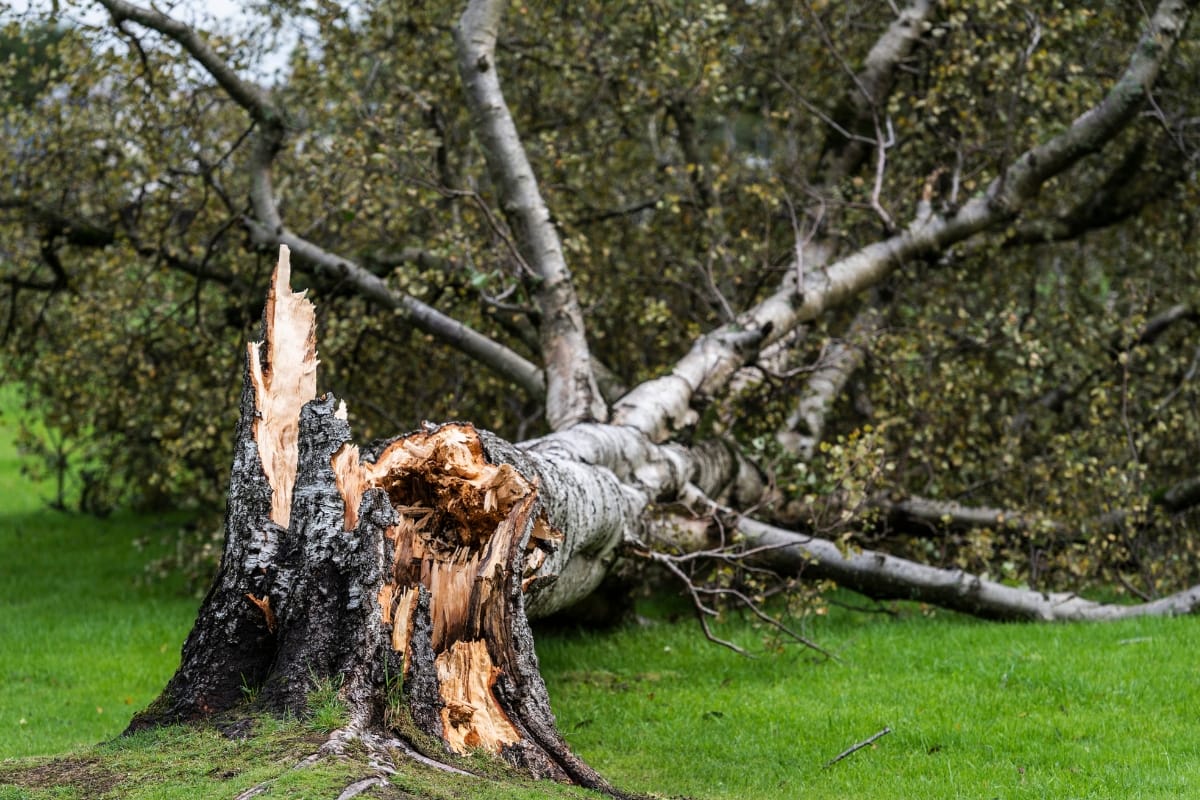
[5,0,296,78]
[7,0,251,27]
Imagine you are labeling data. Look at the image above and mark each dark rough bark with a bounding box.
[260,395,393,715]
[127,350,285,728]
[128,251,615,794]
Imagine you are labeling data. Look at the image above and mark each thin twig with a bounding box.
[639,545,836,660]
[869,117,897,232]
[824,726,892,768]
[654,555,750,656]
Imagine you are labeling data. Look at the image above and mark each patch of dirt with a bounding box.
[215,716,256,740]
[0,755,123,795]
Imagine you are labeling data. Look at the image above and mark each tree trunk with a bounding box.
[128,248,616,792]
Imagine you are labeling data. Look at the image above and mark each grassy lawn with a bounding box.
[2,385,1199,798]
[538,606,1200,799]
[0,387,198,758]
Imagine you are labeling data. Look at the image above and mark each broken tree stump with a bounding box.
[128,246,614,792]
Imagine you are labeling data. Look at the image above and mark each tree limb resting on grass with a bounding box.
[731,499,1200,621]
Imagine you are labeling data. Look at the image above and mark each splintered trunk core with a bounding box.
[130,247,612,792]
[331,423,558,758]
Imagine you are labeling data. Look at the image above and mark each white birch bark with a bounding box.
[778,307,882,459]
[735,510,1200,622]
[455,0,606,429]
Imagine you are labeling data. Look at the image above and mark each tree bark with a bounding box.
[129,248,617,792]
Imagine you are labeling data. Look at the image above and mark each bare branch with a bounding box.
[635,535,838,660]
[825,727,892,768]
[778,306,882,459]
[667,100,716,210]
[613,0,1196,440]
[455,0,606,429]
[730,499,1200,622]
[868,117,897,232]
[96,0,282,128]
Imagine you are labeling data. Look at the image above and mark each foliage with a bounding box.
[0,1,1198,595]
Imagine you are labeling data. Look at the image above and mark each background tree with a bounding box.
[3,0,1200,789]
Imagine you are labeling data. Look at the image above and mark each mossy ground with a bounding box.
[0,717,607,799]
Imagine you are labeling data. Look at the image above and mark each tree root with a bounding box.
[232,725,475,800]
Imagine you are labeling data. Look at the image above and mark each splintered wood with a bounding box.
[331,422,561,754]
[245,593,277,632]
[247,246,318,527]
[436,640,520,752]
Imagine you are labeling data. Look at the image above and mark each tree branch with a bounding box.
[1002,139,1185,248]
[613,0,1196,440]
[99,0,548,399]
[778,306,882,459]
[871,468,1200,539]
[871,494,1066,537]
[815,0,935,187]
[245,223,546,397]
[730,496,1200,621]
[96,0,282,129]
[709,4,931,428]
[455,0,606,429]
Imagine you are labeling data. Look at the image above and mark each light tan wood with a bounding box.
[436,639,520,753]
[248,246,318,527]
[245,593,277,632]
[331,442,367,530]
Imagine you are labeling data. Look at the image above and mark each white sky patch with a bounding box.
[4,0,299,81]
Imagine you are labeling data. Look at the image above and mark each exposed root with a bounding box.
[336,777,387,799]
[233,725,472,800]
[375,735,474,776]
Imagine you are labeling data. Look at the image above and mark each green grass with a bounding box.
[3,382,1200,798]
[0,716,607,799]
[303,675,349,734]
[0,386,197,758]
[537,604,1200,799]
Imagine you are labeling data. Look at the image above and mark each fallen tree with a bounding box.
[134,241,1200,792]
[6,0,1200,793]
